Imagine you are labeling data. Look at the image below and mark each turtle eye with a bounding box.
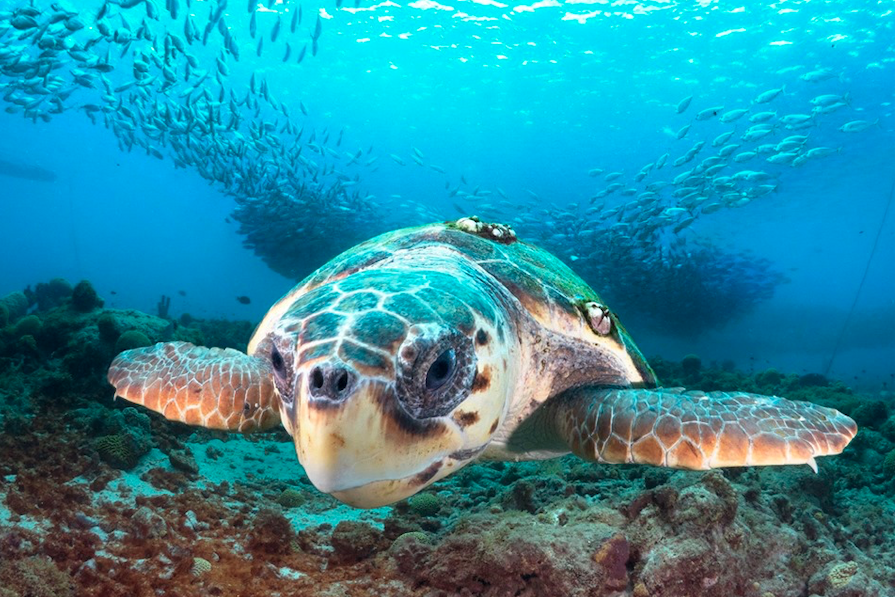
[270,345,294,404]
[271,346,285,375]
[396,328,476,419]
[425,349,456,391]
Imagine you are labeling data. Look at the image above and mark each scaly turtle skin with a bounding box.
[108,217,857,508]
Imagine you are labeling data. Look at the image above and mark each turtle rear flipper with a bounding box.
[528,387,856,471]
[108,342,281,433]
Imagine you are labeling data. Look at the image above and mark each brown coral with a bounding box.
[328,521,387,565]
[827,561,859,590]
[392,511,627,597]
[246,508,295,556]
[0,556,75,597]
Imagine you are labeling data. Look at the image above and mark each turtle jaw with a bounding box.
[328,455,469,509]
[294,379,476,508]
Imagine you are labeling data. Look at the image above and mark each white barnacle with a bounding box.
[584,302,612,336]
[456,217,479,233]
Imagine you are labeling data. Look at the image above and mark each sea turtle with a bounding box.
[107,217,857,509]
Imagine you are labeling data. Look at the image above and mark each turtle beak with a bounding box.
[293,366,468,508]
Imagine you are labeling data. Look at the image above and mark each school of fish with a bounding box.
[0,0,882,334]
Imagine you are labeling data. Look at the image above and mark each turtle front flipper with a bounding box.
[108,342,281,433]
[538,387,856,471]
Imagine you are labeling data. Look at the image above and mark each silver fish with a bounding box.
[676,95,692,114]
[839,119,878,133]
[753,86,785,104]
[719,108,749,123]
[805,147,841,159]
[695,106,723,121]
[749,111,776,123]
[811,93,849,107]
[766,152,798,165]
[712,130,736,147]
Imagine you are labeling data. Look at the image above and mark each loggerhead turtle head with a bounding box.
[256,251,521,508]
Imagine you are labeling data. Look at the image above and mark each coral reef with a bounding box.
[28,278,73,312]
[71,280,103,312]
[96,312,120,344]
[247,508,296,555]
[114,330,152,353]
[883,449,895,477]
[193,318,255,353]
[756,367,784,388]
[407,492,441,517]
[0,278,892,597]
[391,509,628,596]
[681,353,702,378]
[0,291,28,321]
[0,556,75,597]
[190,557,212,578]
[276,488,307,508]
[93,434,143,470]
[12,314,41,339]
[330,521,387,564]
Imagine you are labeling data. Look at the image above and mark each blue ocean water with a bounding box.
[0,0,892,384]
[1,2,895,595]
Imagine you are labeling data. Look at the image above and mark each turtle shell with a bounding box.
[248,220,657,388]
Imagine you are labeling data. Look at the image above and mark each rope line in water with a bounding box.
[824,166,895,377]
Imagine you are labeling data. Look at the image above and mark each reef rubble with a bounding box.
[0,280,893,597]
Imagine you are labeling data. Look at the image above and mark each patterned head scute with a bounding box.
[261,252,519,508]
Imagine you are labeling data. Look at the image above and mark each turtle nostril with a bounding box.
[307,364,354,402]
[310,367,325,391]
[334,370,349,393]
